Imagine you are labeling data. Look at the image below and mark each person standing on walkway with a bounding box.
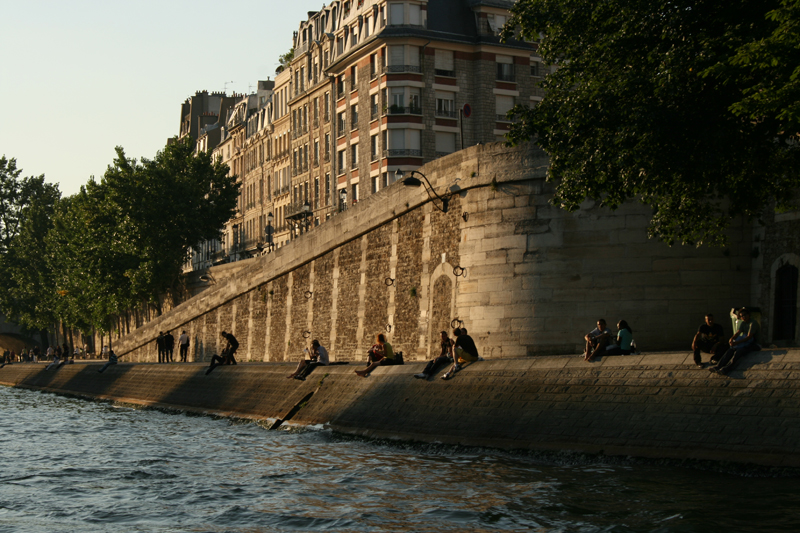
[156,332,165,363]
[165,331,175,363]
[178,331,190,362]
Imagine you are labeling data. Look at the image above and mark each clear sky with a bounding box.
[0,0,314,196]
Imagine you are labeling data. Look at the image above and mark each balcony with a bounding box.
[385,64,422,74]
[387,105,422,116]
[435,69,455,77]
[435,108,457,118]
[384,149,422,157]
[496,71,515,82]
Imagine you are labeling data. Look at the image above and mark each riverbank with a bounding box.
[2,349,799,468]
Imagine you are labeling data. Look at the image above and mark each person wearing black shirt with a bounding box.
[206,331,239,375]
[692,314,725,367]
[442,328,481,380]
[164,331,175,363]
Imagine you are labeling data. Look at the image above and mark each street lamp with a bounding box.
[265,212,274,252]
[396,169,450,213]
[302,201,311,232]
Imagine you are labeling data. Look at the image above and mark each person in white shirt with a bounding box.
[178,331,190,362]
[584,319,612,361]
[287,340,329,380]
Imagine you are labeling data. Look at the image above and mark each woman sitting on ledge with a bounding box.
[355,334,395,377]
[603,320,633,357]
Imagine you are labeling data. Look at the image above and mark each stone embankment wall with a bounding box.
[111,142,754,363]
[2,349,799,468]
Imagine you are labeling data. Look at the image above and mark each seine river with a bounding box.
[1,386,799,533]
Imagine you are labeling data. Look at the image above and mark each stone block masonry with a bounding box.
[3,349,800,468]
[112,142,754,363]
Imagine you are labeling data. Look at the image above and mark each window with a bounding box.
[409,3,421,25]
[338,111,346,134]
[314,141,319,165]
[337,75,345,96]
[382,172,389,188]
[496,55,514,82]
[435,49,455,77]
[351,104,358,128]
[389,3,403,25]
[390,87,404,110]
[371,134,379,160]
[351,144,358,168]
[364,17,371,38]
[488,13,507,35]
[371,93,379,118]
[389,45,404,68]
[324,92,330,120]
[370,53,378,77]
[352,183,359,203]
[324,133,331,159]
[350,66,357,89]
[435,132,456,156]
[496,95,515,121]
[338,149,346,173]
[409,88,421,113]
[372,175,379,193]
[315,177,320,206]
[325,173,331,205]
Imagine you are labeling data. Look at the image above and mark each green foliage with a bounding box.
[0,157,61,329]
[0,137,238,333]
[503,0,800,246]
[277,47,295,73]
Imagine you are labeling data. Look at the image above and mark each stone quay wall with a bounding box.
[110,141,754,363]
[2,349,800,468]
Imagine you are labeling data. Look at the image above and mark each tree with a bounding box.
[48,136,239,331]
[0,157,60,330]
[503,0,800,245]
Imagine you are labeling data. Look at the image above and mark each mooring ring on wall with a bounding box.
[462,212,469,222]
[384,277,395,286]
[453,266,466,277]
[304,290,313,299]
[450,318,464,329]
[385,324,392,332]
[303,330,311,338]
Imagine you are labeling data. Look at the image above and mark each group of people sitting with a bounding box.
[692,308,760,375]
[583,307,762,376]
[583,319,635,361]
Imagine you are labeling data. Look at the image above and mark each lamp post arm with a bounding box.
[412,171,450,212]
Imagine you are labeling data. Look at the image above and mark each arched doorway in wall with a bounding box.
[773,263,799,342]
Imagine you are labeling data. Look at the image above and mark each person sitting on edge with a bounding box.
[414,330,454,379]
[604,320,633,356]
[287,339,329,380]
[45,349,61,370]
[584,319,612,361]
[98,350,119,373]
[442,327,481,380]
[355,333,395,377]
[205,331,239,375]
[692,313,726,368]
[709,307,760,376]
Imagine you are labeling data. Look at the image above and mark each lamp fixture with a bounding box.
[396,169,450,213]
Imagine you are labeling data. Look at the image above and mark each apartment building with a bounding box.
[185,0,543,271]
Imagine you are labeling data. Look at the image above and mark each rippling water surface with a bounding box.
[1,386,799,532]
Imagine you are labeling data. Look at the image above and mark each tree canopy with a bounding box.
[503,0,800,245]
[0,137,238,333]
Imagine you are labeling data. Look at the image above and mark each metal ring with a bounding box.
[384,277,395,286]
[450,318,464,329]
[385,324,392,332]
[304,290,313,299]
[303,330,311,338]
[453,266,465,277]
[462,212,469,222]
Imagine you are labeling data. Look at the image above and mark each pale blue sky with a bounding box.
[0,0,314,196]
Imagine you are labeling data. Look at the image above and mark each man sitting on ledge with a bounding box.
[692,313,726,368]
[442,327,481,380]
[206,331,239,375]
[287,339,329,380]
[709,308,760,376]
[355,333,395,377]
[584,319,612,361]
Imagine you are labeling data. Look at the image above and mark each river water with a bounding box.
[1,387,799,533]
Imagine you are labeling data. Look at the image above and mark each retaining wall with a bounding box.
[110,142,755,363]
[3,350,800,468]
